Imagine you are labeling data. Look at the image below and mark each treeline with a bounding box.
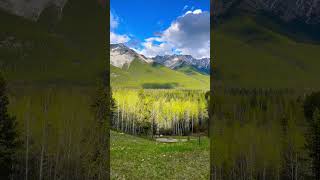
[111,89,209,137]
[211,87,320,180]
[0,74,109,180]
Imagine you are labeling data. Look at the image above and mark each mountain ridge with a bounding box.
[110,43,210,74]
[214,0,320,24]
[0,0,67,21]
[0,0,106,86]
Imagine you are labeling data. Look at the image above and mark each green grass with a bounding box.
[214,14,320,88]
[111,131,209,180]
[111,59,209,90]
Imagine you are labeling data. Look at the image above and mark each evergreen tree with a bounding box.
[304,92,320,179]
[306,108,320,179]
[0,74,19,179]
[110,89,117,124]
[303,92,320,121]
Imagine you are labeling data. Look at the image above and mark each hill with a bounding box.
[213,13,320,89]
[110,43,209,90]
[111,59,209,89]
[0,0,106,86]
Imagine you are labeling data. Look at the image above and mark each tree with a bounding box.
[0,74,19,179]
[306,108,320,179]
[110,89,117,122]
[304,92,320,179]
[90,80,109,179]
[303,92,320,121]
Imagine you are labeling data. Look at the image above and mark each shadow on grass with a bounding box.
[142,82,179,89]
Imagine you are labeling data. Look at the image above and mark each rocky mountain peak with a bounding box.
[0,0,67,21]
[214,0,320,24]
[153,54,210,74]
[110,43,153,68]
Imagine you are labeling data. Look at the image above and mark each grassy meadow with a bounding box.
[111,130,209,179]
[110,88,210,179]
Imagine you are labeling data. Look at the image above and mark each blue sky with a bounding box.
[110,0,210,58]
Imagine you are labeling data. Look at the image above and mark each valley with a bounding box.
[110,43,210,90]
[210,2,320,179]
[110,44,211,179]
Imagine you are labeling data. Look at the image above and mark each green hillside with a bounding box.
[110,59,209,90]
[0,1,106,86]
[214,14,320,89]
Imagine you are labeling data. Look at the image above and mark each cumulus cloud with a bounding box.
[110,11,130,44]
[110,32,130,44]
[139,9,210,59]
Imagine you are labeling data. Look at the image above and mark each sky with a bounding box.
[110,0,210,59]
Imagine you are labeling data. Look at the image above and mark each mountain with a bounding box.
[110,43,152,68]
[213,13,320,89]
[153,55,210,74]
[110,43,210,74]
[0,0,67,21]
[0,0,106,86]
[110,44,209,89]
[213,0,320,42]
[214,0,320,24]
[110,59,209,90]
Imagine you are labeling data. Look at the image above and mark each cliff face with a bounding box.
[214,0,320,24]
[0,0,67,20]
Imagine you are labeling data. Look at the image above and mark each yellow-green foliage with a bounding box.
[211,89,308,179]
[7,86,108,179]
[112,89,208,134]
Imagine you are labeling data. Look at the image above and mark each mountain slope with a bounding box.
[111,59,209,90]
[214,0,320,42]
[153,55,210,75]
[214,0,320,24]
[110,43,152,68]
[0,0,106,86]
[110,43,209,89]
[213,14,320,88]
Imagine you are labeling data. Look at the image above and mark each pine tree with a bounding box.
[110,89,117,122]
[0,74,19,179]
[307,108,320,179]
[304,92,320,179]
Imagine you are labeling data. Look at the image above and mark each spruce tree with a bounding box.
[307,108,320,179]
[0,74,19,179]
[304,92,320,179]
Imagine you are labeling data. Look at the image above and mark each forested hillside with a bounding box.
[0,0,109,179]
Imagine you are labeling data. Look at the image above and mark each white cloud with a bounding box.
[139,9,210,59]
[110,11,118,29]
[110,32,130,44]
[110,11,130,44]
[192,9,203,14]
[139,42,174,57]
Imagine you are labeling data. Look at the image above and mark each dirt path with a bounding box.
[156,138,188,143]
